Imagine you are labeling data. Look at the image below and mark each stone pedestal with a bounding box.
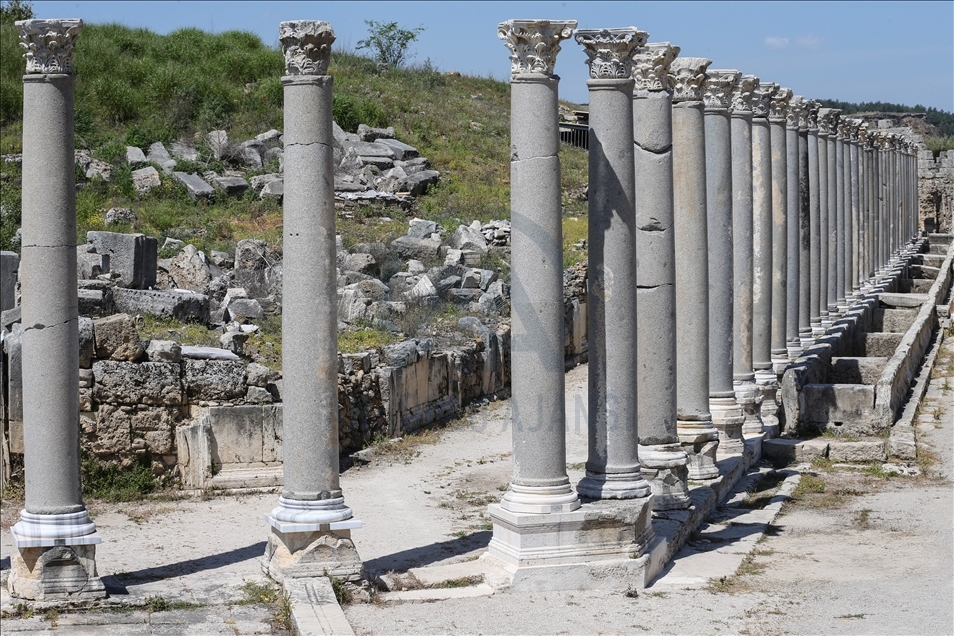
[575,28,655,503]
[10,18,104,601]
[702,68,745,459]
[672,57,721,478]
[485,496,654,590]
[263,21,362,581]
[630,42,692,507]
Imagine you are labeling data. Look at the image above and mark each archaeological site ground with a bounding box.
[0,10,952,636]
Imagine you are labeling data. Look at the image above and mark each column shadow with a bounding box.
[363,530,492,577]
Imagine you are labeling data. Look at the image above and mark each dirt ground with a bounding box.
[1,345,953,635]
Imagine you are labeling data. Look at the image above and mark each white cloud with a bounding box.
[765,36,790,49]
[796,34,823,50]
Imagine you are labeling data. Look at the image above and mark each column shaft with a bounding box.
[769,90,791,373]
[808,117,821,335]
[786,109,801,357]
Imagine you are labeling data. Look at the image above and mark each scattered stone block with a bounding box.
[407,218,440,239]
[0,250,19,312]
[250,173,282,192]
[763,438,829,464]
[220,330,249,355]
[125,146,146,165]
[145,339,181,363]
[343,253,378,276]
[450,223,489,254]
[168,244,211,294]
[87,231,158,289]
[377,137,418,160]
[246,386,273,404]
[78,317,94,368]
[170,141,198,161]
[391,235,441,260]
[357,124,395,142]
[92,313,145,362]
[173,172,215,199]
[246,362,278,388]
[213,175,250,197]
[260,179,283,200]
[256,129,283,144]
[208,130,228,159]
[104,207,137,226]
[146,142,172,164]
[241,140,266,167]
[112,288,210,323]
[400,170,440,196]
[225,297,264,321]
[131,166,161,195]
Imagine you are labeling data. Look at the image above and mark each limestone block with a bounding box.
[86,231,157,289]
[92,313,145,361]
[146,141,172,164]
[246,362,278,387]
[145,339,181,363]
[125,146,146,165]
[449,224,489,254]
[173,172,215,199]
[92,360,184,406]
[249,173,282,192]
[357,124,395,142]
[212,175,250,197]
[888,426,917,460]
[241,140,266,167]
[76,316,94,368]
[8,545,105,601]
[391,235,442,260]
[763,438,829,464]
[167,244,211,294]
[343,140,395,159]
[104,207,137,226]
[176,416,212,489]
[184,358,247,401]
[208,130,229,159]
[263,404,283,462]
[112,288,210,322]
[337,288,371,323]
[343,253,378,276]
[170,141,198,161]
[871,308,918,333]
[376,137,418,160]
[828,440,887,463]
[853,332,903,357]
[246,386,273,404]
[406,275,438,299]
[4,323,23,453]
[220,330,248,355]
[131,166,161,195]
[207,405,266,465]
[76,247,108,281]
[830,357,887,384]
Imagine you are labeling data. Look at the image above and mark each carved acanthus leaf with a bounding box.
[279,21,335,75]
[847,118,862,141]
[805,100,820,130]
[631,42,679,92]
[768,87,793,122]
[575,28,647,80]
[17,19,83,74]
[730,75,759,113]
[751,82,777,117]
[703,69,740,109]
[786,95,805,128]
[498,19,577,76]
[816,108,836,135]
[668,57,711,103]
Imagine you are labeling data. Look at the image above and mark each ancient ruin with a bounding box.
[0,14,950,635]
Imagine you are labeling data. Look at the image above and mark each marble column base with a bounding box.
[262,524,364,584]
[709,397,745,458]
[787,340,803,362]
[676,419,721,479]
[734,380,764,436]
[8,510,105,601]
[754,369,780,438]
[637,444,690,510]
[811,319,825,338]
[771,351,790,376]
[577,470,651,501]
[502,483,582,512]
[798,330,815,351]
[486,497,654,576]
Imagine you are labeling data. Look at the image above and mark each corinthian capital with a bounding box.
[817,108,836,135]
[575,27,647,79]
[498,19,577,76]
[17,18,83,74]
[279,21,335,75]
[730,75,759,113]
[857,122,869,144]
[631,42,679,93]
[847,118,862,141]
[669,57,711,103]
[805,100,820,130]
[703,69,739,109]
[751,82,778,118]
[768,87,792,122]
[786,95,805,128]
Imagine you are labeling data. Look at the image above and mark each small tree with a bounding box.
[0,0,34,22]
[356,20,425,69]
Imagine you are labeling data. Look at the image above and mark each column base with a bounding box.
[486,497,654,589]
[637,444,690,510]
[811,319,825,338]
[576,470,651,501]
[734,379,764,437]
[787,340,803,361]
[262,520,364,584]
[9,511,104,600]
[798,329,815,350]
[501,483,582,513]
[676,418,720,479]
[709,397,745,458]
[754,369,780,438]
[771,351,790,375]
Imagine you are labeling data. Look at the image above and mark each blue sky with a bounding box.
[30,1,954,111]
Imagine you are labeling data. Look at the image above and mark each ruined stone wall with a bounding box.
[918,149,954,233]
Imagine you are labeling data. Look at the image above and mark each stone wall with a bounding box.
[919,149,954,233]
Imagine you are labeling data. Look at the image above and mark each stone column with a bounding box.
[631,42,705,497]
[807,102,822,337]
[769,88,792,417]
[835,117,848,313]
[494,19,580,514]
[672,57,723,468]
[751,82,778,434]
[824,109,842,317]
[575,27,655,503]
[263,21,362,584]
[797,101,813,349]
[849,120,862,299]
[9,18,105,602]
[702,68,745,457]
[877,132,888,270]
[842,119,854,305]
[859,124,873,291]
[865,132,879,279]
[729,75,764,436]
[785,96,804,359]
[816,109,833,327]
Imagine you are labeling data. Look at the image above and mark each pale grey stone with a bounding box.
[180,345,239,361]
[77,316,94,368]
[260,179,283,200]
[241,140,266,167]
[112,287,210,322]
[184,358,246,401]
[407,275,438,299]
[104,207,137,225]
[407,218,439,239]
[92,313,145,361]
[400,170,440,196]
[86,231,157,289]
[146,141,172,163]
[220,329,248,354]
[125,146,146,165]
[131,166,161,195]
[170,141,198,161]
[167,244,211,293]
[225,297,264,320]
[377,137,418,160]
[391,235,441,260]
[208,130,229,159]
[92,360,184,406]
[145,339,181,362]
[449,224,489,254]
[212,175,250,197]
[256,129,283,144]
[173,172,215,199]
[344,252,378,276]
[246,362,277,387]
[357,124,395,141]
[1,250,20,311]
[246,385,274,404]
[249,173,282,192]
[828,440,887,462]
[407,259,426,274]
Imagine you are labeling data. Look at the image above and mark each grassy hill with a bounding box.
[0,18,589,255]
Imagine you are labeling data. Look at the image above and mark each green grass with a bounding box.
[924,135,954,158]
[81,452,156,502]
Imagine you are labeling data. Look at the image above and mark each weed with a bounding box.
[43,609,59,627]
[645,590,669,598]
[793,474,826,497]
[836,613,866,620]
[854,508,872,529]
[942,379,952,393]
[932,407,943,420]
[434,575,483,589]
[237,581,279,605]
[144,595,204,612]
[274,591,293,630]
[82,452,156,502]
[326,573,353,605]
[1,603,34,619]
[811,456,834,471]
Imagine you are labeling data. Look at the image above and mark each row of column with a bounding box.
[10,16,922,599]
